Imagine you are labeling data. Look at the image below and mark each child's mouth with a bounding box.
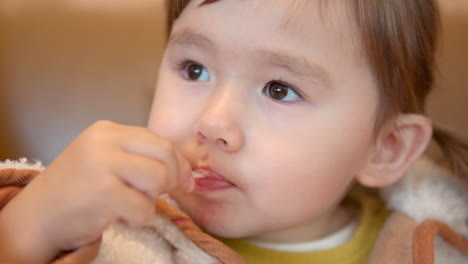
[192,167,234,191]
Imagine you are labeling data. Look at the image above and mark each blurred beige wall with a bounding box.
[0,0,166,163]
[0,0,467,164]
[428,1,468,136]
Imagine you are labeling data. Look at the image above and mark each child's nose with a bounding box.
[193,96,244,153]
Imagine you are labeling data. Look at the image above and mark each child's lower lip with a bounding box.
[194,178,234,191]
[193,167,234,191]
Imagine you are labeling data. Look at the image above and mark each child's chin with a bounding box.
[193,215,253,239]
[192,214,227,234]
[171,192,251,237]
[202,225,244,239]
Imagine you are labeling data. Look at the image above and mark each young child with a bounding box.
[0,0,467,263]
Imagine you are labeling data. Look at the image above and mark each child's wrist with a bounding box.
[0,206,61,263]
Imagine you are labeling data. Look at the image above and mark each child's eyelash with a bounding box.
[275,78,305,100]
[174,58,198,71]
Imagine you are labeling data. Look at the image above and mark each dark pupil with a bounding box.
[269,82,288,100]
[188,64,202,80]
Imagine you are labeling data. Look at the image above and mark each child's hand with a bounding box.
[0,121,194,263]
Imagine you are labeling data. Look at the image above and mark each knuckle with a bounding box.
[85,128,107,145]
[93,120,116,130]
[88,121,116,140]
[79,122,121,158]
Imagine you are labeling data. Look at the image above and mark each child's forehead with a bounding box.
[182,0,358,43]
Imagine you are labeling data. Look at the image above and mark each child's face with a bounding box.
[148,0,379,242]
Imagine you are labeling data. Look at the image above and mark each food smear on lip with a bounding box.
[192,169,234,191]
[192,171,206,179]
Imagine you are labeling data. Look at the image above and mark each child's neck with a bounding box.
[249,205,357,244]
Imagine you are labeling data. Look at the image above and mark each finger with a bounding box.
[53,239,102,264]
[175,150,194,192]
[109,125,192,192]
[113,152,172,199]
[113,126,180,186]
[109,182,155,228]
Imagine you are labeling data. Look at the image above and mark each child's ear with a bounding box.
[356,114,433,187]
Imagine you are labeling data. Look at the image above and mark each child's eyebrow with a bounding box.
[169,28,331,88]
[258,49,331,88]
[168,29,216,53]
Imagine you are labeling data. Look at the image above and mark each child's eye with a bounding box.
[183,61,211,82]
[263,81,302,102]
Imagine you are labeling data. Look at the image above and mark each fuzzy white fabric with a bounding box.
[92,209,217,264]
[381,156,468,263]
[381,156,468,236]
[0,158,44,171]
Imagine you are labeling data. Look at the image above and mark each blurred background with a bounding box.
[0,0,467,164]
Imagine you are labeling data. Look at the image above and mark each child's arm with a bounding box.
[0,121,194,263]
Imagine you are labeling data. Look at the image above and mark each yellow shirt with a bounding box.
[219,191,390,264]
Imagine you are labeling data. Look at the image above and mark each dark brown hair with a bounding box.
[165,0,468,179]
